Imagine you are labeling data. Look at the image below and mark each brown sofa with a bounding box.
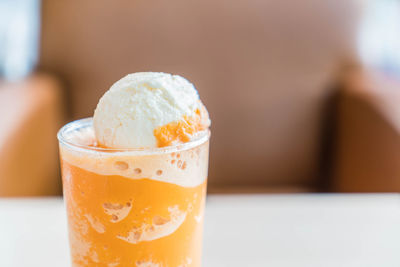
[333,68,400,192]
[0,74,63,196]
[2,0,400,195]
[38,0,362,193]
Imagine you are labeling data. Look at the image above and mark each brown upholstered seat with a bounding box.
[39,0,362,192]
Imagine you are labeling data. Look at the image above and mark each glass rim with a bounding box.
[57,118,210,155]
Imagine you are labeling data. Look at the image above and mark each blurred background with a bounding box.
[1,0,400,196]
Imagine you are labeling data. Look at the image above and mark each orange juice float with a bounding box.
[58,72,211,267]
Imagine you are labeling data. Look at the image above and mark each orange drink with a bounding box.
[58,118,209,267]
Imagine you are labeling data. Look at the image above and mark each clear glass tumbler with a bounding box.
[58,118,210,267]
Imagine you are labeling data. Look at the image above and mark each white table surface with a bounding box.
[1,194,400,267]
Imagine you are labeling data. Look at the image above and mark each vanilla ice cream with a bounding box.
[93,72,210,148]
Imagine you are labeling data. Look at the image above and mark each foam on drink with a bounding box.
[61,125,209,188]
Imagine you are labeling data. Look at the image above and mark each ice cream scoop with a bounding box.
[93,72,210,148]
